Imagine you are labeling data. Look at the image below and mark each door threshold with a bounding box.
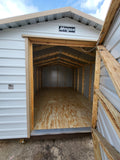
[31,127,91,136]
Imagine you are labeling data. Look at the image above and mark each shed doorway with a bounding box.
[26,37,95,135]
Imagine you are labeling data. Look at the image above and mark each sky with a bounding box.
[0,0,111,21]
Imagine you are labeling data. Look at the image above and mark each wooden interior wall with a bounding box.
[34,66,37,94]
[74,64,95,101]
[84,65,90,98]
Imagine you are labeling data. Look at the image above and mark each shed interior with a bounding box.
[32,43,95,132]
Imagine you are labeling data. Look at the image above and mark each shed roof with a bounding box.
[0,7,103,31]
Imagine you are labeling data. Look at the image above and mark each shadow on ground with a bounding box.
[0,133,94,160]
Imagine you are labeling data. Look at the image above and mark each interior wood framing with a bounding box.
[74,69,76,90]
[89,64,92,100]
[34,51,94,64]
[34,56,84,67]
[82,66,84,95]
[34,45,54,52]
[77,68,79,92]
[37,60,80,68]
[26,36,95,133]
[70,47,95,57]
[37,61,75,69]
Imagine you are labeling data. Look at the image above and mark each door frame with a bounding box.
[24,35,96,137]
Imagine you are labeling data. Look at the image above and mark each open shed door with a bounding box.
[92,46,120,160]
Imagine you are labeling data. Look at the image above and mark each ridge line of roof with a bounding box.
[0,6,103,26]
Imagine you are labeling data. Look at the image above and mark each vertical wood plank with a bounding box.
[39,68,42,89]
[89,64,92,100]
[57,66,59,87]
[29,40,34,131]
[82,66,84,95]
[25,38,30,138]
[92,50,101,128]
[92,132,102,160]
[37,68,39,91]
[74,69,76,90]
[77,68,79,92]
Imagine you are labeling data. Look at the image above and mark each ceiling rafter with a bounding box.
[70,47,95,57]
[62,51,94,64]
[34,56,84,66]
[34,51,94,64]
[37,60,79,68]
[34,45,95,57]
[34,45,54,52]
[34,52,58,61]
[37,61,75,68]
[58,59,80,67]
[34,57,58,65]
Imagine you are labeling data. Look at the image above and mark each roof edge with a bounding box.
[0,6,103,26]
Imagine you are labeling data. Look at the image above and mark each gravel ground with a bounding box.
[0,133,94,160]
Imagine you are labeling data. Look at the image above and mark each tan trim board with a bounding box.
[28,40,34,131]
[23,36,97,47]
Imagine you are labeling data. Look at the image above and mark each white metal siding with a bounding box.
[0,31,27,139]
[97,7,120,156]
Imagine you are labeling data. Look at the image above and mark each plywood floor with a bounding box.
[34,88,92,130]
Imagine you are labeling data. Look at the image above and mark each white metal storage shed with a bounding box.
[0,6,102,139]
[0,0,120,159]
